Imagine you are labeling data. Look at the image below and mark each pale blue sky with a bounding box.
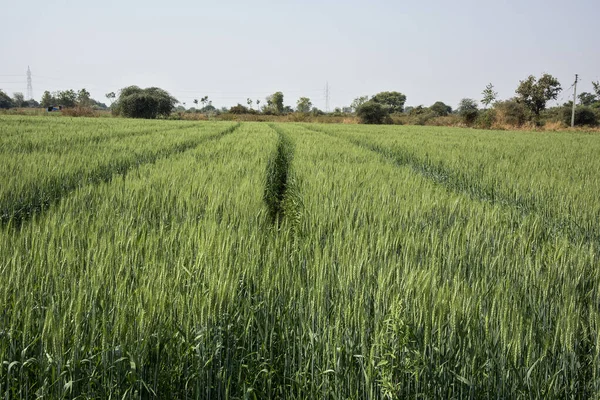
[1,0,598,110]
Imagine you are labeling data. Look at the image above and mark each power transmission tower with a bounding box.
[26,66,33,100]
[571,74,578,128]
[325,81,330,112]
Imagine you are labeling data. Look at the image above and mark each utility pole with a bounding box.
[26,66,33,101]
[571,74,578,128]
[325,81,330,113]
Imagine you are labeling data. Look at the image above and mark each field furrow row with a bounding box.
[305,124,600,252]
[0,122,239,227]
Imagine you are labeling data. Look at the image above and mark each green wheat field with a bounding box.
[1,115,600,399]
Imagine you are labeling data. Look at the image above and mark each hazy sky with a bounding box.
[1,0,598,110]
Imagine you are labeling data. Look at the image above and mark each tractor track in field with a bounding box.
[301,124,600,252]
[0,123,241,229]
[264,124,296,225]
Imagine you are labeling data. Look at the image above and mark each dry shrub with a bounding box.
[427,115,461,126]
[311,115,348,124]
[180,113,208,121]
[0,108,48,116]
[61,107,98,117]
[543,121,567,131]
[288,113,311,122]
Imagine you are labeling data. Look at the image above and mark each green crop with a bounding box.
[1,116,599,398]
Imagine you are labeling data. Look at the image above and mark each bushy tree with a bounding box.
[515,74,561,118]
[12,92,25,107]
[114,86,178,119]
[296,97,312,113]
[409,105,426,116]
[229,104,249,114]
[41,91,55,108]
[77,88,91,107]
[200,104,216,113]
[429,101,452,116]
[350,95,369,112]
[493,99,529,126]
[89,99,108,110]
[457,98,479,124]
[311,107,324,116]
[578,92,597,106]
[266,91,284,114]
[24,99,40,108]
[56,90,78,107]
[371,91,406,113]
[356,101,390,124]
[562,106,598,126]
[0,90,13,109]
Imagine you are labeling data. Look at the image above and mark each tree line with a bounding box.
[353,74,600,127]
[2,73,599,127]
[0,89,109,110]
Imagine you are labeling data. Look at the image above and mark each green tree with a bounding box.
[409,105,425,116]
[89,99,107,110]
[429,101,452,116]
[457,98,479,125]
[515,74,562,118]
[229,104,249,114]
[563,106,598,126]
[146,87,179,116]
[113,86,178,119]
[0,90,13,109]
[200,103,215,113]
[266,91,284,114]
[494,99,529,127]
[296,97,312,113]
[370,91,406,113]
[41,91,54,108]
[12,92,25,107]
[593,81,600,98]
[56,90,78,107]
[311,107,324,116]
[481,83,498,109]
[77,88,91,107]
[578,92,596,106]
[350,95,369,112]
[25,99,40,108]
[356,101,390,124]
